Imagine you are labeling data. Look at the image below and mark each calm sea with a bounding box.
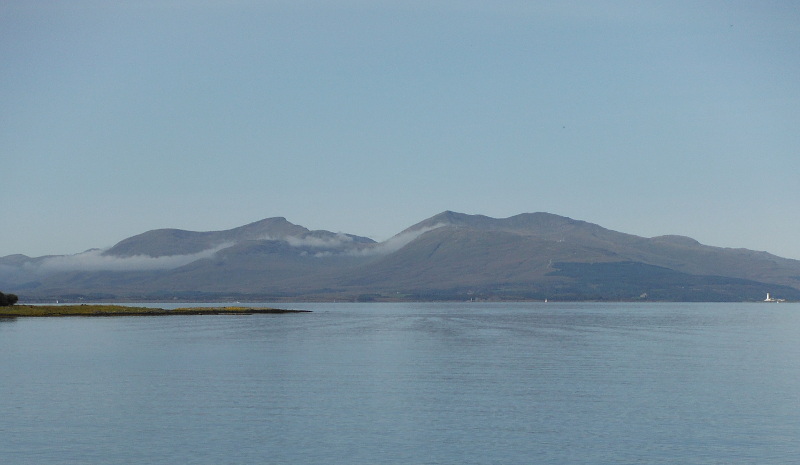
[1,302,799,464]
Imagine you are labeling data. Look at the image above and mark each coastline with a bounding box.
[0,304,310,317]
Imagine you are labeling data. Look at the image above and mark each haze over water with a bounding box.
[2,302,799,464]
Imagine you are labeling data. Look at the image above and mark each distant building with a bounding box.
[764,293,785,303]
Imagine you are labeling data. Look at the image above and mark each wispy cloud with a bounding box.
[16,225,445,274]
[31,243,231,272]
[285,233,355,249]
[349,223,447,256]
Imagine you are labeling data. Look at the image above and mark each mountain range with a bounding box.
[2,211,800,302]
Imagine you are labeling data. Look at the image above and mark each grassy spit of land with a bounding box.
[0,304,310,317]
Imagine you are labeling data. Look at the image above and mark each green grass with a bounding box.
[0,304,309,317]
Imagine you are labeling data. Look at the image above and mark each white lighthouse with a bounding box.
[764,293,785,303]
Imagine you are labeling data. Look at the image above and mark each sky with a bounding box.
[2,0,799,259]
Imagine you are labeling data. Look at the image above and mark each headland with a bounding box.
[0,304,309,317]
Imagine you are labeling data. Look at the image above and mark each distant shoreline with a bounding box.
[0,304,310,317]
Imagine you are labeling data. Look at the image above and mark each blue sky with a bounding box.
[2,1,799,259]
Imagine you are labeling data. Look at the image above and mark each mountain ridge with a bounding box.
[3,211,799,302]
[103,217,376,258]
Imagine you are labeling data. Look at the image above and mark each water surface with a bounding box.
[1,302,798,464]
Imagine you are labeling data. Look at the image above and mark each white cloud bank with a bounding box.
[33,243,232,272]
[20,224,448,273]
[285,233,355,249]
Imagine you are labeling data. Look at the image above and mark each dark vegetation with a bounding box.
[0,292,19,306]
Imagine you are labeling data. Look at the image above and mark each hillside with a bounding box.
[2,211,799,302]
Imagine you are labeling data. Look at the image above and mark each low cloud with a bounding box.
[32,243,231,272]
[349,223,447,256]
[17,225,446,273]
[285,233,354,249]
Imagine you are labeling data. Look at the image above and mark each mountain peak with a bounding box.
[104,217,309,258]
[405,211,583,234]
[228,217,309,239]
[404,211,501,233]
